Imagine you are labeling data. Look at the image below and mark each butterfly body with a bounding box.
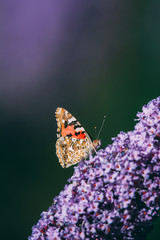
[55,108,101,168]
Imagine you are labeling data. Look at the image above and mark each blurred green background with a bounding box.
[0,0,160,239]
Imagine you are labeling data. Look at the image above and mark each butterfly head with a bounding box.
[92,115,106,151]
[93,139,101,150]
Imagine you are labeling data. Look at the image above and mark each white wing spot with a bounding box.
[68,117,77,124]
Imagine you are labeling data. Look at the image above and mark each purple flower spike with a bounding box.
[29,97,160,240]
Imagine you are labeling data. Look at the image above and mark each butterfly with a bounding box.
[55,108,101,168]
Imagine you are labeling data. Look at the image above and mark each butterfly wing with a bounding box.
[55,107,94,168]
[56,136,92,168]
[55,108,91,139]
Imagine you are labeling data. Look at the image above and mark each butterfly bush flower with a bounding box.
[29,97,160,240]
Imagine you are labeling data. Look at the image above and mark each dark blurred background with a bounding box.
[0,0,160,239]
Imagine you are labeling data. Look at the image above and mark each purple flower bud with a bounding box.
[29,97,160,240]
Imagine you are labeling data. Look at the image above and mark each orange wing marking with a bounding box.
[61,124,86,139]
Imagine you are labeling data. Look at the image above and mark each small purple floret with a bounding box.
[29,97,160,240]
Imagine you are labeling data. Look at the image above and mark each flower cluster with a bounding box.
[29,97,160,240]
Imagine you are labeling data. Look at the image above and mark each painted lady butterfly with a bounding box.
[55,108,101,168]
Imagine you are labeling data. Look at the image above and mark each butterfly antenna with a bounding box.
[94,126,97,139]
[97,115,106,139]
